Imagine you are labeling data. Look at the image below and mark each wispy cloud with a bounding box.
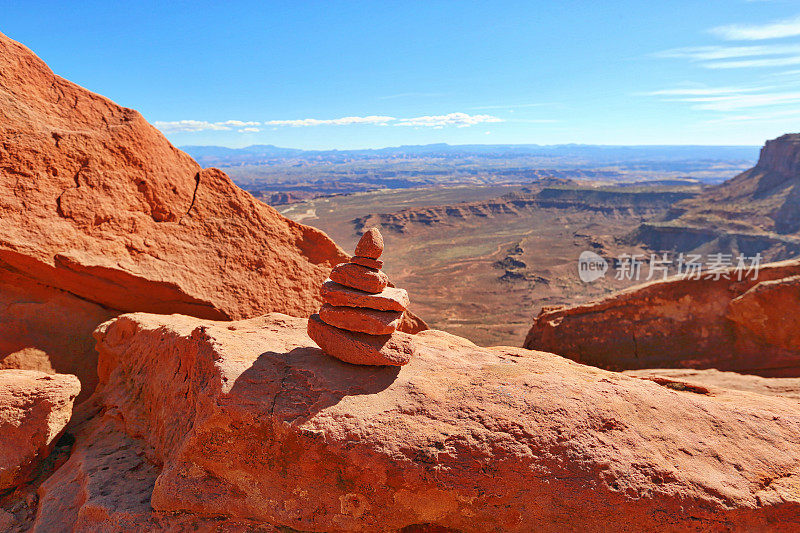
[156,113,504,133]
[655,89,800,111]
[154,120,260,133]
[710,14,800,41]
[704,55,800,69]
[645,86,771,96]
[394,112,503,128]
[264,115,395,127]
[266,113,503,128]
[657,44,800,61]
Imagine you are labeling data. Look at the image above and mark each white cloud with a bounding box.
[394,112,503,128]
[219,120,260,127]
[668,91,800,111]
[646,86,770,96]
[710,14,800,41]
[704,55,800,69]
[264,112,503,128]
[263,115,395,127]
[657,44,800,61]
[154,120,261,133]
[157,113,504,133]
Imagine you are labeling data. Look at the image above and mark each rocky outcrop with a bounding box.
[0,370,80,492]
[525,259,800,376]
[0,31,390,398]
[71,311,800,531]
[657,133,800,237]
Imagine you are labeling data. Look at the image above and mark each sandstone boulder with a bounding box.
[525,259,800,376]
[0,370,80,491]
[89,312,800,531]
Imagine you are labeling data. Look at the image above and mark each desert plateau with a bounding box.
[3,3,800,532]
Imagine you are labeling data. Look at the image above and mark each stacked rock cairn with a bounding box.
[308,227,416,366]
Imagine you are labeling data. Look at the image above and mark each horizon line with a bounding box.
[177,141,765,151]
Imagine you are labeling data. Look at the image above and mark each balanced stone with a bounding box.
[320,280,409,311]
[309,227,416,366]
[308,314,414,366]
[354,228,384,260]
[330,262,389,294]
[319,303,403,335]
[351,256,384,270]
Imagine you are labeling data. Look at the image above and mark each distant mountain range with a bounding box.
[181,143,760,168]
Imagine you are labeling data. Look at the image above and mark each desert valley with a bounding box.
[3,7,800,532]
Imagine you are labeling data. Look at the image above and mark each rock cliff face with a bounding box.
[525,259,800,376]
[630,134,800,261]
[25,311,796,531]
[759,133,800,179]
[0,32,428,398]
[648,134,800,243]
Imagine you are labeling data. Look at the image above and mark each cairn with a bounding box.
[308,228,416,366]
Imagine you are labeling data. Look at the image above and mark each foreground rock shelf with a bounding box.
[68,311,800,531]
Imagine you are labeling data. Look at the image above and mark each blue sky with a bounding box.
[3,0,800,148]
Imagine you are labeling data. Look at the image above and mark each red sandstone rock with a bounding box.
[320,280,409,311]
[0,370,80,491]
[0,32,354,397]
[525,259,800,376]
[728,274,800,352]
[624,368,800,400]
[87,312,800,531]
[329,262,389,294]
[351,256,384,269]
[354,227,384,259]
[319,303,403,335]
[308,313,414,365]
[33,414,274,533]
